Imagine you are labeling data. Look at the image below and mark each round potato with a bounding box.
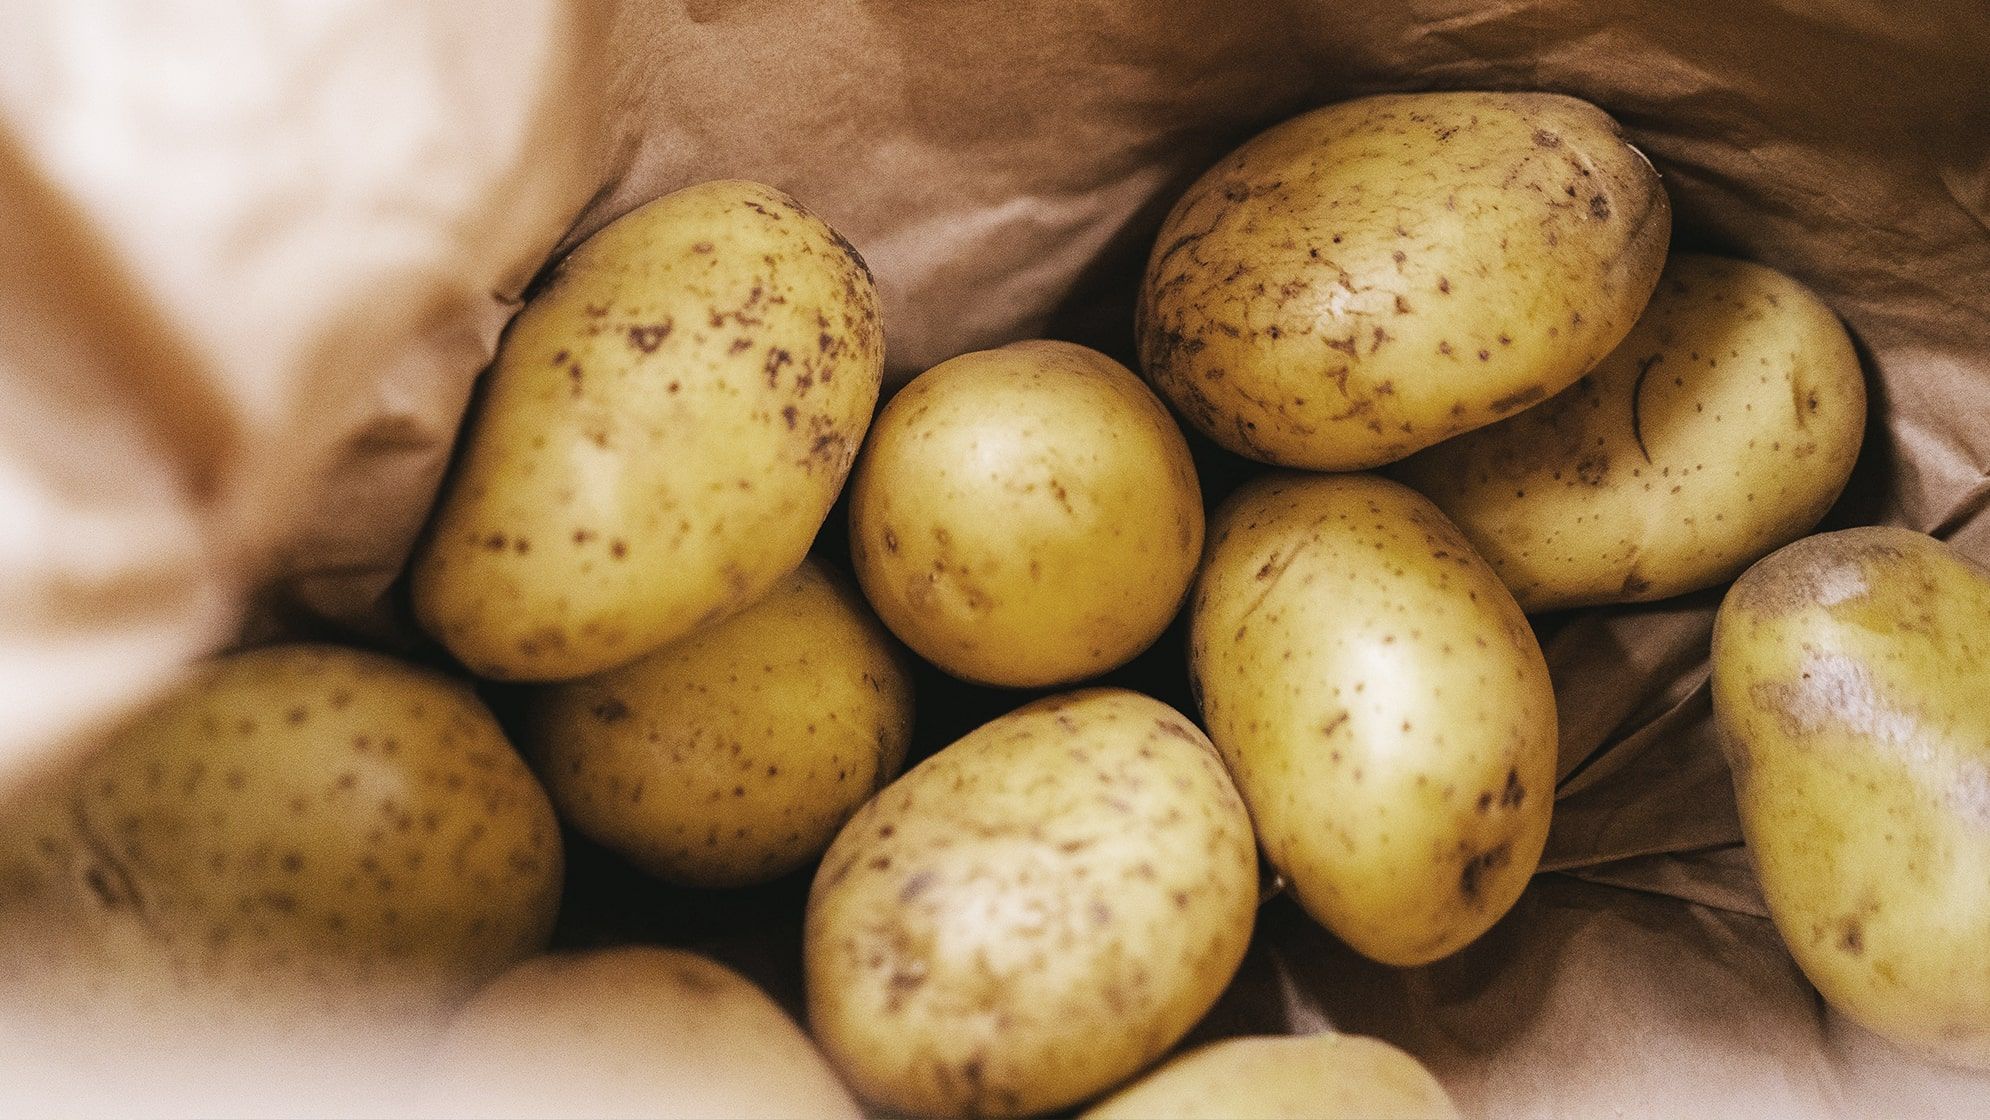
[526,558,913,888]
[1394,254,1866,611]
[413,179,885,681]
[1139,90,1670,470]
[1081,1033,1459,1120]
[848,340,1202,687]
[1190,473,1556,966]
[1713,527,1990,1068]
[423,946,860,1119]
[805,689,1257,1118]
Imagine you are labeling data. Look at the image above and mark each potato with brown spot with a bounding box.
[423,946,859,1119]
[849,341,1203,687]
[804,689,1256,1117]
[526,558,913,887]
[1081,1032,1459,1120]
[1712,527,1990,1067]
[1395,254,1866,610]
[1138,91,1669,470]
[1190,473,1555,966]
[413,179,885,681]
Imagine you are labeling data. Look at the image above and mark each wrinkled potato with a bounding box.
[1081,1033,1459,1120]
[848,340,1203,688]
[526,558,913,888]
[1712,527,1990,1068]
[1190,473,1556,966]
[1395,254,1866,611]
[805,689,1257,1118]
[413,179,885,681]
[1139,90,1670,470]
[423,946,860,1119]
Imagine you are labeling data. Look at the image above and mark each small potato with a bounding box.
[1139,90,1669,470]
[1713,527,1990,1067]
[1081,1033,1459,1120]
[805,689,1257,1118]
[848,340,1203,688]
[413,179,885,681]
[1395,254,1866,611]
[526,558,913,888]
[1190,473,1556,966]
[423,946,860,1119]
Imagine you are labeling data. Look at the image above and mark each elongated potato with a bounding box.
[1190,473,1556,965]
[1081,1033,1458,1120]
[413,180,884,681]
[1139,91,1669,470]
[1395,254,1866,611]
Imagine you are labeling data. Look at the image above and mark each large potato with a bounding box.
[848,340,1202,687]
[1081,1033,1458,1120]
[1712,527,1990,1067]
[423,946,860,1119]
[1139,91,1670,470]
[1190,473,1556,966]
[805,689,1257,1118]
[413,179,885,681]
[526,558,913,888]
[1395,254,1866,611]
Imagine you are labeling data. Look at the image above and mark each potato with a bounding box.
[805,689,1257,1117]
[1712,527,1990,1067]
[1394,254,1866,611]
[412,179,885,681]
[1190,472,1556,966]
[848,340,1202,688]
[423,946,859,1119]
[1138,90,1670,470]
[1081,1033,1459,1120]
[525,558,913,888]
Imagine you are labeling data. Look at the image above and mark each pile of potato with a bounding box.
[6,89,1984,1117]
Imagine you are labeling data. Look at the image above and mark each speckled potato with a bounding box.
[805,689,1257,1118]
[423,947,860,1119]
[413,179,884,681]
[1081,1033,1459,1120]
[1139,90,1670,470]
[526,558,913,888]
[848,340,1202,688]
[1190,473,1556,966]
[1394,254,1866,611]
[1712,527,1990,1067]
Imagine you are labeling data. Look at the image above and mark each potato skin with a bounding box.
[413,179,884,681]
[1395,254,1866,611]
[424,947,860,1119]
[1190,473,1555,966]
[848,341,1203,688]
[1139,91,1669,470]
[526,558,913,888]
[804,689,1257,1118]
[1712,527,1990,1068]
[1081,1033,1459,1120]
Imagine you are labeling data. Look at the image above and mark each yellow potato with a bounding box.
[848,340,1203,688]
[1139,90,1670,470]
[413,179,885,681]
[423,946,860,1119]
[805,689,1257,1118]
[1082,1033,1459,1120]
[1394,254,1866,611]
[526,558,913,888]
[1190,473,1556,966]
[1712,527,1990,1067]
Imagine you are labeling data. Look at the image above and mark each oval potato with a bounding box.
[1139,90,1669,470]
[805,689,1257,1118]
[1081,1033,1459,1120]
[1395,254,1866,611]
[413,179,884,681]
[1190,473,1556,965]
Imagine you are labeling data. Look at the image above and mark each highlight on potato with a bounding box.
[1081,1032,1460,1120]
